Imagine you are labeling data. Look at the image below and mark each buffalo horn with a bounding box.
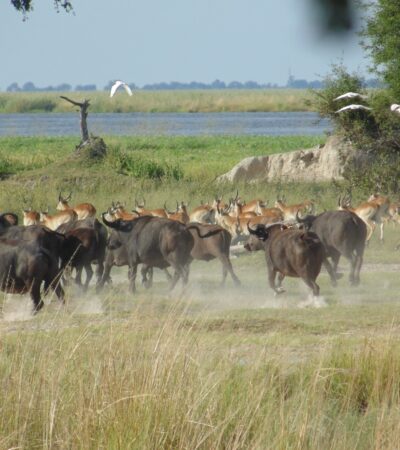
[296,211,305,223]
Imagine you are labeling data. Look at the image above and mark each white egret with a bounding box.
[110,80,133,98]
[334,92,368,101]
[390,104,400,114]
[336,104,372,113]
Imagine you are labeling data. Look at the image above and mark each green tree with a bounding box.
[11,0,72,15]
[361,0,400,98]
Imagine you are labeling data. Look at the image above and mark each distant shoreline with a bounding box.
[0,89,314,114]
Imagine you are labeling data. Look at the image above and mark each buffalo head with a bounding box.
[295,211,317,231]
[102,213,134,232]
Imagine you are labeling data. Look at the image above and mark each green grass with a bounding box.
[0,135,324,180]
[0,89,314,113]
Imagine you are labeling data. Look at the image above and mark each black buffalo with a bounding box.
[0,212,18,232]
[296,210,367,286]
[101,214,219,292]
[0,237,64,312]
[247,223,327,296]
[187,222,240,286]
[57,218,107,289]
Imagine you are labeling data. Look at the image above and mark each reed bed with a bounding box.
[0,90,313,114]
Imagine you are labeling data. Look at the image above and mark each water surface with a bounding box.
[0,112,331,137]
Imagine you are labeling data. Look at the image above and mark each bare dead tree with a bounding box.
[59,96,107,159]
[60,96,90,142]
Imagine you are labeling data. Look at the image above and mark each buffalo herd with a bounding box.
[0,192,394,313]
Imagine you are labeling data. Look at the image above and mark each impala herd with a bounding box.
[20,191,398,243]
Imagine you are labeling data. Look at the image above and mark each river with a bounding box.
[0,112,331,137]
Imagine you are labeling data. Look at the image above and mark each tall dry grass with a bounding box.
[1,298,400,449]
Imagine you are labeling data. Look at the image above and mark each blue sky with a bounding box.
[0,0,368,89]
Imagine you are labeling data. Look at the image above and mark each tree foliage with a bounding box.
[11,0,73,15]
[311,64,400,194]
[360,0,400,98]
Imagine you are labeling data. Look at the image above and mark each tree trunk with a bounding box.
[60,96,90,142]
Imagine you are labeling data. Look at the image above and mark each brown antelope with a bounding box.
[274,197,314,221]
[338,193,390,242]
[255,202,284,222]
[22,208,40,226]
[230,197,258,219]
[110,202,139,221]
[40,209,77,231]
[214,204,241,242]
[56,192,96,220]
[189,201,214,223]
[134,197,168,218]
[383,202,400,227]
[211,196,227,212]
[215,203,280,242]
[239,198,266,214]
[166,202,190,225]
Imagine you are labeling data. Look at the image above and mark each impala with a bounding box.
[40,209,77,231]
[111,202,139,221]
[338,193,390,242]
[189,201,214,223]
[56,192,96,220]
[274,197,314,221]
[134,197,168,218]
[22,208,40,226]
[166,202,190,225]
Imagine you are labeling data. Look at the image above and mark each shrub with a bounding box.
[107,146,183,181]
[310,64,400,194]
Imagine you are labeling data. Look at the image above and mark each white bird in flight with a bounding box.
[390,104,400,114]
[336,104,372,113]
[110,80,133,98]
[334,92,368,101]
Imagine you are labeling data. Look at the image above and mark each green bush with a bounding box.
[106,146,184,181]
[310,64,400,194]
[0,155,15,176]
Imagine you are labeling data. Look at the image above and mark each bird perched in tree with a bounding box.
[110,80,133,98]
[336,104,372,113]
[334,92,368,101]
[390,104,400,114]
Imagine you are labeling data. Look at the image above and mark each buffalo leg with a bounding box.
[323,258,337,287]
[347,251,364,286]
[30,279,44,313]
[268,267,282,295]
[276,272,285,291]
[353,244,365,286]
[169,267,182,291]
[44,269,65,304]
[95,260,105,287]
[75,266,83,287]
[163,269,172,281]
[83,264,93,292]
[97,261,113,291]
[141,266,153,289]
[182,264,190,285]
[303,277,320,297]
[62,265,73,287]
[53,282,65,304]
[128,265,138,293]
[219,255,240,286]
